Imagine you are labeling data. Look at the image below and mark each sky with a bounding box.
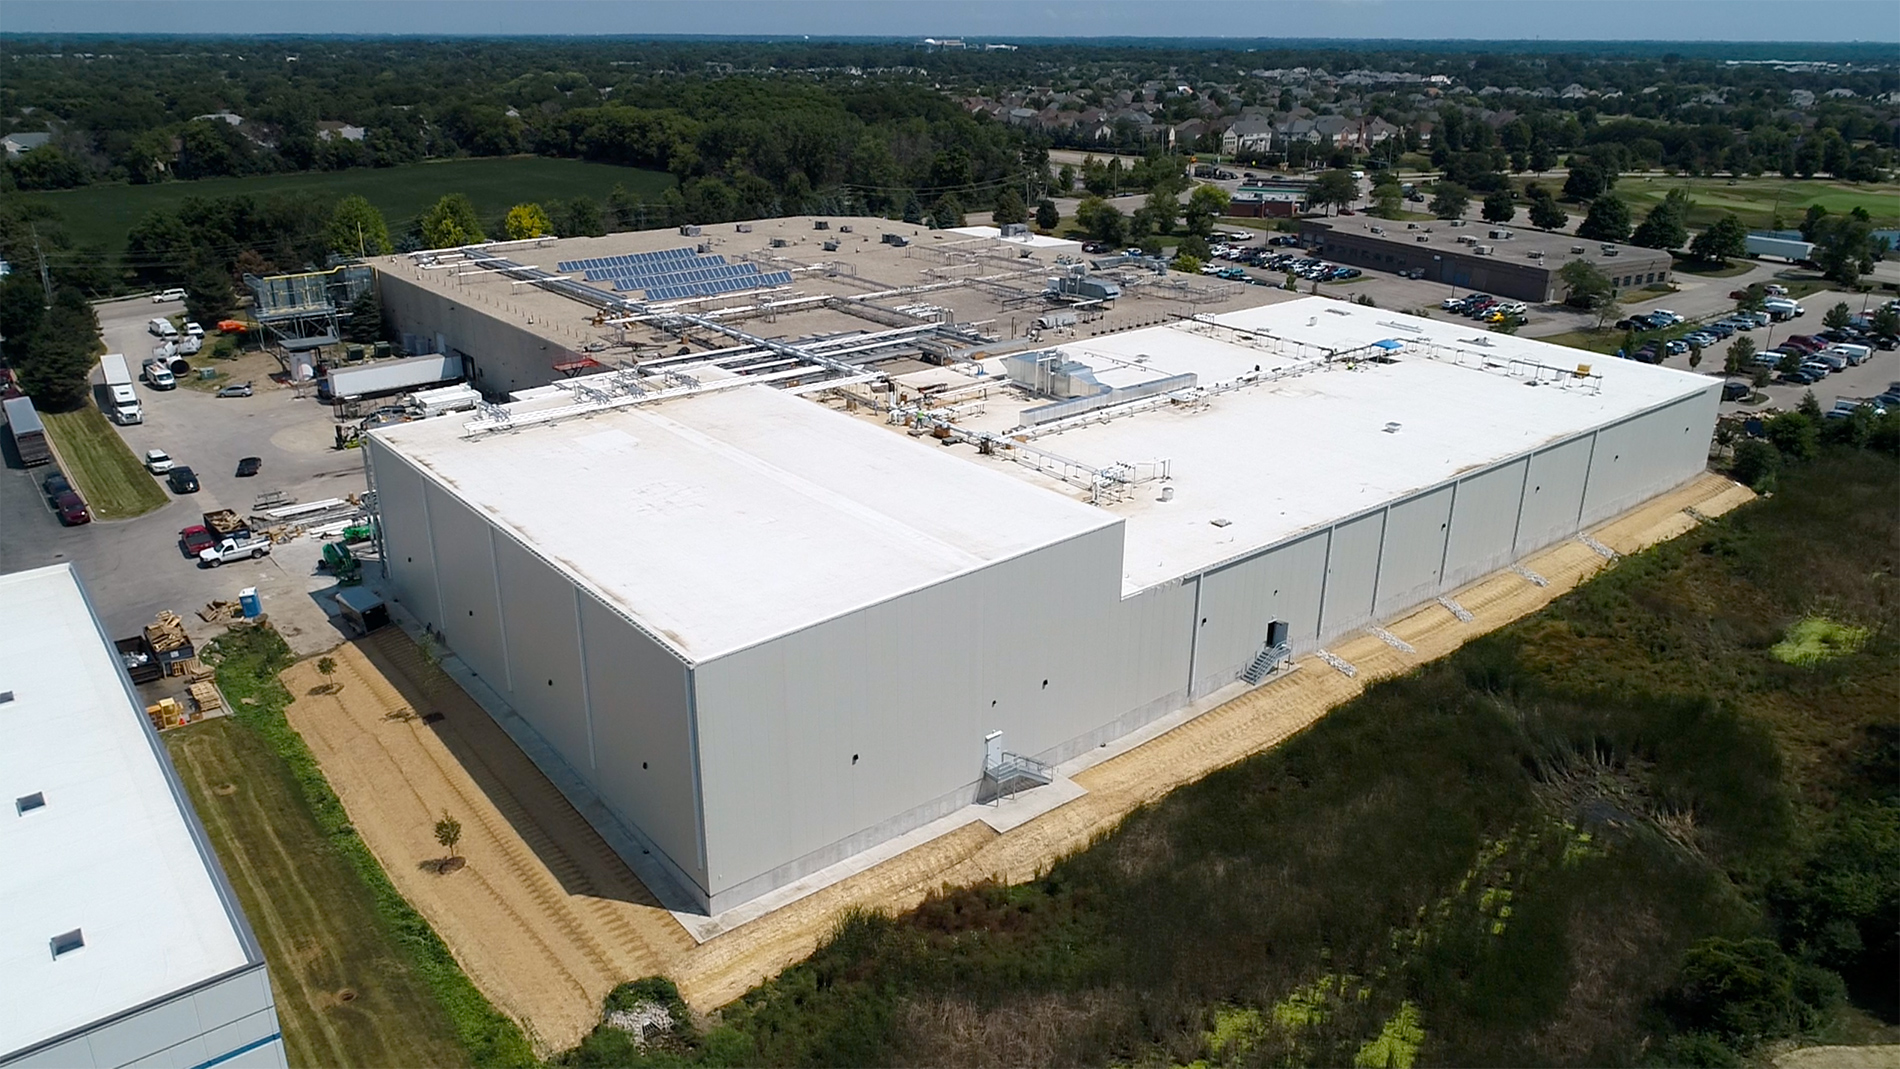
[1,0,1896,42]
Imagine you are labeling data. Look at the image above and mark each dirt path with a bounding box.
[283,473,1751,1046]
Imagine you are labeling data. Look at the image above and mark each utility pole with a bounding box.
[30,224,52,307]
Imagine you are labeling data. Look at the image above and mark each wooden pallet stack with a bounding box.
[187,681,224,716]
[144,611,191,675]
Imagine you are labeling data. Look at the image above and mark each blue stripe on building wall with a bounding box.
[187,1033,282,1069]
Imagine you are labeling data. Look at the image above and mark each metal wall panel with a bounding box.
[425,484,510,692]
[366,441,442,627]
[1580,391,1718,526]
[577,591,705,894]
[1373,486,1454,618]
[692,526,1147,903]
[1513,437,1594,554]
[1441,459,1528,590]
[1319,510,1385,637]
[493,535,591,773]
[1191,530,1329,694]
[379,272,577,395]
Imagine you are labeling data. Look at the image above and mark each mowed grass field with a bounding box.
[17,156,675,253]
[167,718,472,1069]
[41,406,169,518]
[1613,175,1900,230]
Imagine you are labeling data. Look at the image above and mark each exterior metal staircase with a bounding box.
[981,730,1053,801]
[1242,641,1292,685]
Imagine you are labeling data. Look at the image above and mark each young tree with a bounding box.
[901,191,924,225]
[315,655,341,693]
[503,202,552,240]
[1480,188,1516,224]
[1688,340,1703,368]
[1730,439,1779,490]
[1430,181,1471,220]
[606,183,642,230]
[420,193,484,248]
[1034,198,1060,232]
[929,195,965,229]
[990,187,1027,226]
[1528,191,1568,231]
[1557,259,1614,309]
[554,197,606,238]
[1823,301,1853,330]
[434,810,463,871]
[1576,195,1632,242]
[1689,214,1748,264]
[1871,305,1900,339]
[1172,253,1202,275]
[1056,164,1075,193]
[1725,335,1756,376]
[325,195,392,257]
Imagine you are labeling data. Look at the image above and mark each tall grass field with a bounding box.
[17,156,674,253]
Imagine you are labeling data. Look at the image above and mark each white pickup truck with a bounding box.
[199,536,273,567]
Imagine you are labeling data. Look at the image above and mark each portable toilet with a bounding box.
[239,587,262,619]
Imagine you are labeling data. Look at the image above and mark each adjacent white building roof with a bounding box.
[946,225,1084,251]
[375,298,1715,660]
[373,384,1119,662]
[0,565,252,1057]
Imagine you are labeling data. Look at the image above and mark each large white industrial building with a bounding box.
[363,294,1719,915]
[1,565,286,1069]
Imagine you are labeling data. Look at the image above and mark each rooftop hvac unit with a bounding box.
[1571,245,1586,254]
[1416,234,1430,242]
[680,225,702,236]
[1527,250,1545,259]
[1488,228,1513,239]
[1449,219,1467,228]
[769,238,788,248]
[1456,235,1474,244]
[813,220,830,230]
[1370,226,1385,235]
[1473,244,1493,255]
[1603,248,1619,256]
[696,242,712,254]
[822,239,840,251]
[736,223,753,233]
[839,225,853,233]
[1000,222,1029,237]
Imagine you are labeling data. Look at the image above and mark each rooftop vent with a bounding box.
[735,223,753,233]
[17,791,45,814]
[679,225,702,237]
[1384,421,1402,433]
[0,690,12,704]
[51,929,84,959]
[813,220,829,230]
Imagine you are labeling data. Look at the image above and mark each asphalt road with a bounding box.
[2,295,369,652]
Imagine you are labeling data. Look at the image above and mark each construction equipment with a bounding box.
[321,541,362,583]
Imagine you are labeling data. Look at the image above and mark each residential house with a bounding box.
[2,131,51,158]
[1223,118,1275,156]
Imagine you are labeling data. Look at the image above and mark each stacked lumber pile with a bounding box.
[198,599,240,622]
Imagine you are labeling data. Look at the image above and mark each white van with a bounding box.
[148,317,179,339]
[1829,343,1871,366]
[142,360,177,390]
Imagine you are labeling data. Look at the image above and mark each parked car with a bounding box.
[151,288,187,303]
[235,456,262,478]
[1721,380,1750,402]
[142,448,174,474]
[199,535,273,567]
[54,490,91,525]
[167,466,200,494]
[216,381,255,398]
[184,321,204,337]
[179,524,215,558]
[41,471,71,500]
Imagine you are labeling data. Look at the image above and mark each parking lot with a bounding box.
[1,295,370,655]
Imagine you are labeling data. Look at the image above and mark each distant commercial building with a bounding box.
[1,565,286,1069]
[1300,219,1673,303]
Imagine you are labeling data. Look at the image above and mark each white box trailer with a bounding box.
[409,383,482,418]
[320,355,463,402]
[98,354,143,425]
[1745,234,1815,262]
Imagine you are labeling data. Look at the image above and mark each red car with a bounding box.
[180,524,215,557]
[55,490,91,526]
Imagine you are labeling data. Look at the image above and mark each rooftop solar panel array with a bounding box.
[641,270,794,303]
[585,255,730,283]
[556,246,701,273]
[609,263,767,293]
